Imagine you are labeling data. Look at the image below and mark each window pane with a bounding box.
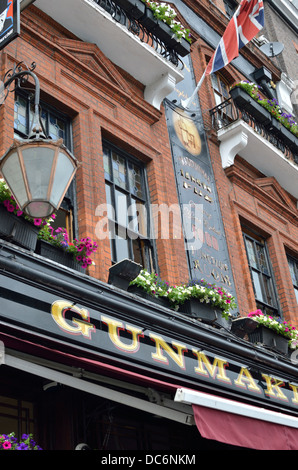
[211,74,220,92]
[256,244,269,274]
[220,79,229,99]
[251,270,264,301]
[128,162,143,198]
[129,199,147,236]
[49,114,65,141]
[132,239,143,265]
[115,234,130,260]
[103,149,112,180]
[14,96,27,134]
[245,239,257,268]
[115,189,128,226]
[105,183,114,219]
[112,152,127,189]
[295,288,298,304]
[262,275,276,306]
[288,257,298,285]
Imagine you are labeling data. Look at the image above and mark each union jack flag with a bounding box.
[206,0,264,75]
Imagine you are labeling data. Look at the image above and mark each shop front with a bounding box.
[1,239,298,451]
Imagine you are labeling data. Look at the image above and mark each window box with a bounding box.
[127,284,170,308]
[248,324,289,355]
[114,0,145,19]
[230,87,298,157]
[0,204,39,251]
[108,258,142,290]
[268,118,298,156]
[36,240,84,272]
[230,87,271,126]
[139,8,190,57]
[179,299,232,330]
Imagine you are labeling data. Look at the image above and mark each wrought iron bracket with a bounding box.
[1,61,47,139]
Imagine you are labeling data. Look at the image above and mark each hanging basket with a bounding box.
[0,204,39,251]
[248,324,289,354]
[179,299,231,329]
[36,240,84,272]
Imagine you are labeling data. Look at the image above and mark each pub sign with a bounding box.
[0,0,20,51]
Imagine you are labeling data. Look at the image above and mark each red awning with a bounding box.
[193,404,298,450]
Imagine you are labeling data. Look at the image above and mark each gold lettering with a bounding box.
[101,315,144,353]
[51,300,95,339]
[262,374,288,401]
[289,384,298,404]
[234,367,261,392]
[192,350,231,383]
[150,333,187,369]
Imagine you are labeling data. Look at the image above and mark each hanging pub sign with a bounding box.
[164,55,237,312]
[0,0,20,51]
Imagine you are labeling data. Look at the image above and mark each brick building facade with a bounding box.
[0,0,298,452]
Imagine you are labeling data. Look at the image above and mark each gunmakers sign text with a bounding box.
[51,299,298,412]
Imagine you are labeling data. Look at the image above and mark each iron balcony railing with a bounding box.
[210,98,298,164]
[92,0,184,69]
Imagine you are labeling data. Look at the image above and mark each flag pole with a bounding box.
[181,70,206,109]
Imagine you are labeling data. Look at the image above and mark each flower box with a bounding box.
[108,258,142,290]
[268,118,298,154]
[0,204,39,251]
[230,87,272,126]
[36,240,84,272]
[114,0,145,19]
[128,284,169,307]
[139,8,190,57]
[248,324,289,354]
[179,299,232,330]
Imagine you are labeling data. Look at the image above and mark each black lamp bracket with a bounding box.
[1,61,47,139]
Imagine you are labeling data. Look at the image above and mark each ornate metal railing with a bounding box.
[92,0,184,68]
[210,98,298,164]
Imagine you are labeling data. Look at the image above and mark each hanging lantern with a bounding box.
[0,138,78,219]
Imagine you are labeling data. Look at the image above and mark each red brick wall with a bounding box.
[0,6,189,285]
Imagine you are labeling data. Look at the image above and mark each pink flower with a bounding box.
[34,218,43,226]
[7,203,15,212]
[248,309,263,317]
[2,441,11,449]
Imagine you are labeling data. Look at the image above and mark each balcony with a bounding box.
[210,90,298,200]
[34,0,187,109]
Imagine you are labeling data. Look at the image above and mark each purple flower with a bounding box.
[16,442,29,450]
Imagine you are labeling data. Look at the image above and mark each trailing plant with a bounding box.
[38,223,98,269]
[141,0,191,43]
[0,179,98,269]
[129,269,170,298]
[167,278,237,318]
[248,310,298,349]
[231,81,298,137]
[0,433,42,450]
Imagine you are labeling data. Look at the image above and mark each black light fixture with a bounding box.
[0,61,78,219]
